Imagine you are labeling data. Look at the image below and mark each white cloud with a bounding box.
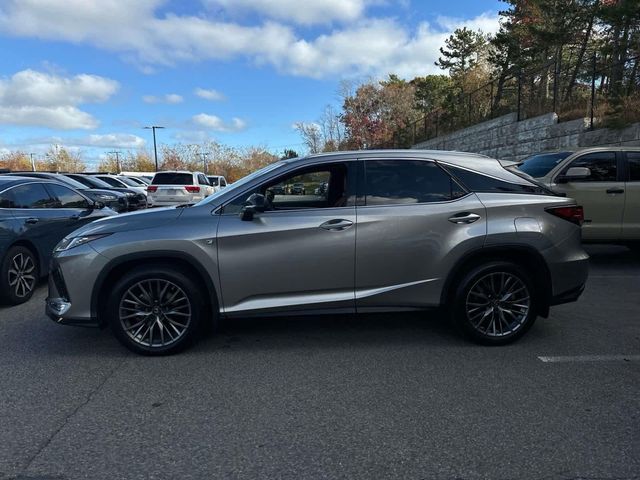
[0,69,119,129]
[142,93,184,104]
[80,133,146,148]
[193,113,246,132]
[0,1,500,79]
[204,0,369,25]
[8,133,145,149]
[194,87,225,101]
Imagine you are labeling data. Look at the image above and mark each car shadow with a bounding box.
[584,244,640,272]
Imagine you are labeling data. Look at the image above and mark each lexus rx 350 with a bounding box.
[46,150,589,355]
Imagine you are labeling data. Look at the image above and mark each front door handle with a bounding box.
[25,217,39,224]
[606,188,624,194]
[319,219,354,231]
[69,214,80,221]
[448,212,481,224]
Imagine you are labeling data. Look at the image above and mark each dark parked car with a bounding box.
[64,174,147,210]
[0,176,116,305]
[3,172,131,213]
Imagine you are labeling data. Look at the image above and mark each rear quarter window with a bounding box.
[152,173,194,185]
[446,166,549,195]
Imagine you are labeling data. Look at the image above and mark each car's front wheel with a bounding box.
[0,246,39,305]
[107,266,205,355]
[451,261,538,345]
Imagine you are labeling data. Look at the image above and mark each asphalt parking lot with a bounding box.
[0,245,638,480]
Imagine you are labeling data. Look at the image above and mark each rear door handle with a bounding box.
[69,214,80,221]
[319,219,354,231]
[448,212,481,224]
[25,218,39,224]
[606,188,624,194]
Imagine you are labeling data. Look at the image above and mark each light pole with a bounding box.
[108,151,121,173]
[29,153,36,172]
[198,151,210,174]
[144,126,165,171]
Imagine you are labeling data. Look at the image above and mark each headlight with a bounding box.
[95,194,117,201]
[55,234,112,252]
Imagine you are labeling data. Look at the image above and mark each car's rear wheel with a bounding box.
[0,246,39,305]
[452,261,537,345]
[107,266,205,355]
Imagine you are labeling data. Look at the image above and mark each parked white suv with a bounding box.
[207,175,228,193]
[147,171,214,206]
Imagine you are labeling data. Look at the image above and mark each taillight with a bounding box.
[546,205,584,226]
[147,186,158,192]
[185,186,200,193]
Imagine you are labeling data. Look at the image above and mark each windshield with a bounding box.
[195,161,285,206]
[518,152,573,178]
[76,175,114,189]
[115,176,140,187]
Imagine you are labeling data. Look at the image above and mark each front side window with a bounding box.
[627,152,640,181]
[224,163,353,214]
[5,183,56,209]
[46,184,89,209]
[364,160,465,206]
[561,152,617,182]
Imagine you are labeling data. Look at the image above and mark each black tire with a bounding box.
[451,261,538,345]
[107,265,206,355]
[0,246,39,305]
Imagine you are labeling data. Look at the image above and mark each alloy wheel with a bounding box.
[8,253,36,298]
[119,279,192,348]
[465,272,531,337]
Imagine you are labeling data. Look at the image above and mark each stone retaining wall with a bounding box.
[412,113,640,161]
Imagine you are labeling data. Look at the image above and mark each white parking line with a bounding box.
[538,355,640,363]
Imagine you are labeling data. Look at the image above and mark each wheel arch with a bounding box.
[92,251,219,327]
[441,245,552,318]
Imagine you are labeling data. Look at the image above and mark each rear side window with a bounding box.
[152,173,194,185]
[208,177,219,186]
[446,166,547,194]
[627,152,640,181]
[198,174,209,185]
[560,152,617,182]
[97,176,125,187]
[4,183,55,208]
[364,160,466,205]
[46,184,89,209]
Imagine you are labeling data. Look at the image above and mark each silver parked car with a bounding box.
[46,150,589,355]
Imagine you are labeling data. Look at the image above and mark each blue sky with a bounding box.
[0,0,501,167]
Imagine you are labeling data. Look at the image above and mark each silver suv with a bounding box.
[46,150,589,355]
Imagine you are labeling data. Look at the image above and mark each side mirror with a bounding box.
[239,193,268,221]
[557,167,591,184]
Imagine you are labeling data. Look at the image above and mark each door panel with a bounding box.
[623,152,640,240]
[216,208,356,313]
[555,182,625,240]
[355,195,486,309]
[552,151,624,241]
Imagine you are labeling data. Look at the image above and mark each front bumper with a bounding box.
[45,246,107,327]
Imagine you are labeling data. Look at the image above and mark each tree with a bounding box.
[36,146,85,172]
[281,149,298,159]
[0,151,32,171]
[410,75,454,113]
[436,27,488,78]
